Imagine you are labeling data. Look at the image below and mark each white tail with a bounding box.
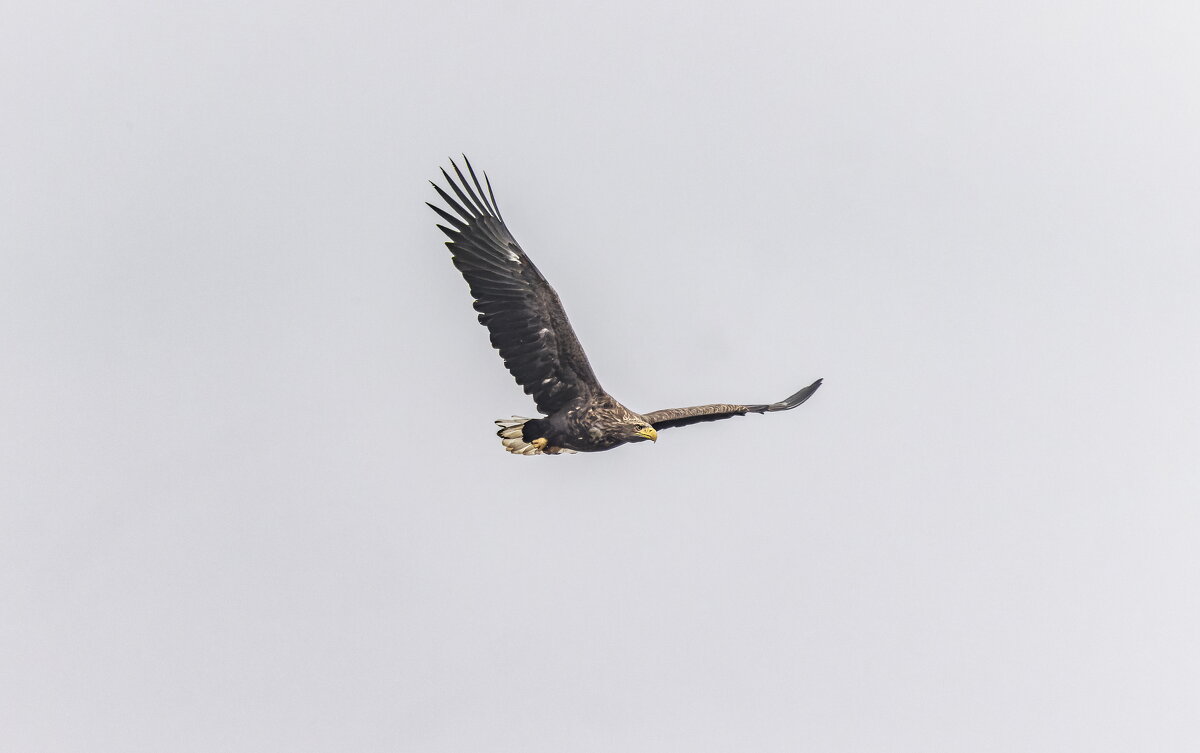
[494,417,576,455]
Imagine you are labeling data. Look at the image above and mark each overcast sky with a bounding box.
[4,1,1199,751]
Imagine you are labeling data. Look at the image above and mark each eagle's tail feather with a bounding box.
[494,417,576,455]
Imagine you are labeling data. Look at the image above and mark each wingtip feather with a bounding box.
[765,379,823,412]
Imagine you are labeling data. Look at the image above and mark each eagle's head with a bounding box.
[625,421,658,444]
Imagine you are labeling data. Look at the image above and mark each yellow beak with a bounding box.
[636,426,658,442]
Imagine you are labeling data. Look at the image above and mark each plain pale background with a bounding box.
[3,1,1198,750]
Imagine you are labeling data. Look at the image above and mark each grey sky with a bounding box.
[3,1,1199,751]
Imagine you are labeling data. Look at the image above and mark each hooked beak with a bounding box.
[636,426,658,443]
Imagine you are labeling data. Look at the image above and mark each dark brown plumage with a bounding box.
[428,157,822,455]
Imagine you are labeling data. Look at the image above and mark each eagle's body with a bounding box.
[496,395,651,455]
[428,158,822,455]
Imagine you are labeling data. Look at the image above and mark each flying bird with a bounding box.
[428,157,822,455]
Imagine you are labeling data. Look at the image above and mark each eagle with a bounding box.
[428,158,822,455]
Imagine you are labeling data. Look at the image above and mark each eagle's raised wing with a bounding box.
[643,379,823,431]
[429,158,602,415]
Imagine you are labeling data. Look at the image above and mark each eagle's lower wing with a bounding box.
[644,379,822,431]
[429,158,602,415]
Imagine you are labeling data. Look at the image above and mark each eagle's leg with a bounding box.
[532,437,574,454]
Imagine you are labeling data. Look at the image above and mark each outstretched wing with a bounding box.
[428,157,602,415]
[643,379,823,431]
